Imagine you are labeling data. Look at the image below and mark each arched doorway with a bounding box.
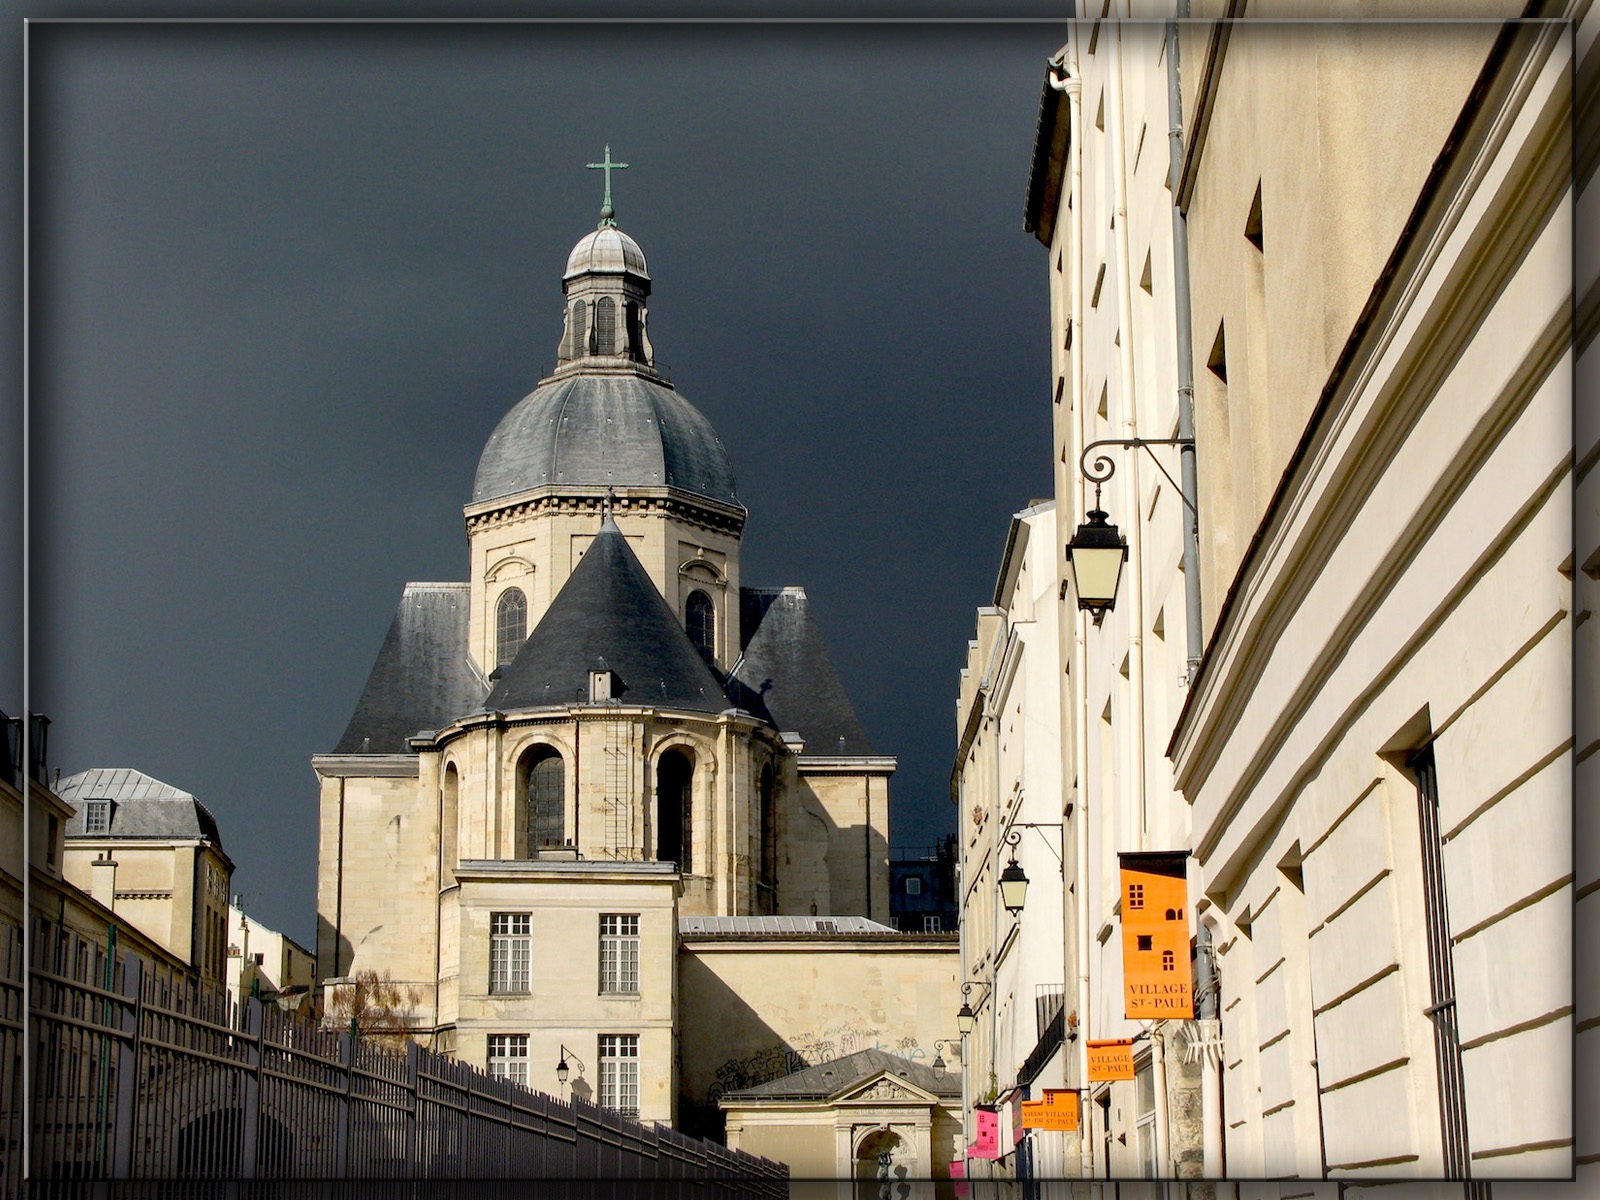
[656,748,693,871]
[854,1127,913,1200]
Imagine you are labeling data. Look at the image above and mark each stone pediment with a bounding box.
[832,1071,941,1107]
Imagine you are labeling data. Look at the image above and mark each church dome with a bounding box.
[565,226,649,279]
[472,373,740,508]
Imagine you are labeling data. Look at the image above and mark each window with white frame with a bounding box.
[1135,1057,1157,1176]
[84,802,109,833]
[599,1034,639,1116]
[905,876,922,895]
[600,914,640,994]
[489,913,531,994]
[923,915,942,933]
[487,1033,529,1086]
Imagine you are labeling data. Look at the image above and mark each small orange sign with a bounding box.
[1020,1089,1080,1132]
[1086,1038,1136,1081]
[1119,851,1194,1020]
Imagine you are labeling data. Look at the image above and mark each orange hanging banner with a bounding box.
[1119,851,1194,1020]
[1020,1089,1080,1132]
[1086,1038,1136,1081]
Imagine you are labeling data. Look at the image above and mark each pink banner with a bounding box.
[970,1106,1000,1159]
[950,1159,969,1197]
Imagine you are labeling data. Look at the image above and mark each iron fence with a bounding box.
[5,917,786,1197]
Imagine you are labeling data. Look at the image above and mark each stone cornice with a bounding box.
[311,754,420,778]
[463,485,747,539]
[795,756,897,776]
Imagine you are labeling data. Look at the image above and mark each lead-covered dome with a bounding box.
[472,373,739,508]
[565,227,649,279]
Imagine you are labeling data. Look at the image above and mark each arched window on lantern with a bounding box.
[594,297,617,355]
[568,300,588,360]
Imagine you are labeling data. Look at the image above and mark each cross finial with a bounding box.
[585,144,629,227]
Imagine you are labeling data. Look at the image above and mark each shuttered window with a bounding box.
[594,297,617,355]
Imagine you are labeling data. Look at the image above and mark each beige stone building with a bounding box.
[58,767,235,988]
[952,502,1076,1187]
[225,899,316,1017]
[1,727,198,997]
[1011,2,1583,1191]
[315,197,957,1142]
[720,1048,962,1197]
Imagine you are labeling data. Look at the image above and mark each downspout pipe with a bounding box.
[1166,15,1204,679]
[1046,32,1094,1187]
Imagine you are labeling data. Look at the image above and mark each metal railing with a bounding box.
[6,916,787,1195]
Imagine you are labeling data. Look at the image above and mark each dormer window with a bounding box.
[84,801,110,834]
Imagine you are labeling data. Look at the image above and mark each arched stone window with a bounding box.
[758,764,777,899]
[569,300,588,359]
[685,590,715,665]
[495,588,527,671]
[594,297,617,355]
[523,746,565,852]
[656,748,693,872]
[441,762,459,885]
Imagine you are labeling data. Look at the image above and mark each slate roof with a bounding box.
[486,518,728,714]
[730,588,873,754]
[473,373,740,509]
[720,1049,960,1103]
[333,583,486,754]
[58,768,225,846]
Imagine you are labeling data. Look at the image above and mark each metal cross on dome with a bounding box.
[586,144,629,226]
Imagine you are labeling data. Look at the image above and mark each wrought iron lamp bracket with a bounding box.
[1079,437,1197,514]
[1002,824,1064,871]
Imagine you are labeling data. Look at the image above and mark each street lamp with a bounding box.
[999,859,1030,915]
[1065,507,1127,624]
[956,982,985,1036]
[557,1044,585,1088]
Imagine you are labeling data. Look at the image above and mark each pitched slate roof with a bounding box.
[486,518,728,714]
[720,1048,959,1102]
[58,768,226,846]
[333,583,486,753]
[729,588,873,754]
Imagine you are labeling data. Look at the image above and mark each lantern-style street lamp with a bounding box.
[999,858,1030,915]
[1065,507,1127,624]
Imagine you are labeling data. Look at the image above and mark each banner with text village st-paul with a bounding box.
[1118,851,1193,1020]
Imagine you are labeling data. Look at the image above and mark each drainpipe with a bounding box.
[1195,920,1224,1178]
[1047,28,1094,1188]
[1166,13,1204,680]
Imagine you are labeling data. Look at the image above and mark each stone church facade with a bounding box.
[313,203,945,1133]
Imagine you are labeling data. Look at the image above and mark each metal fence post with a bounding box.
[335,1029,353,1179]
[406,1040,422,1177]
[108,954,140,1180]
[237,997,262,1180]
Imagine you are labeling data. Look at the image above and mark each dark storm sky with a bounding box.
[25,20,1062,943]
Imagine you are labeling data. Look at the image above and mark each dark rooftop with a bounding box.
[333,583,486,754]
[486,518,729,715]
[720,1048,960,1103]
[730,588,874,754]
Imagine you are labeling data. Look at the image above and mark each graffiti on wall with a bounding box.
[705,1027,930,1103]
